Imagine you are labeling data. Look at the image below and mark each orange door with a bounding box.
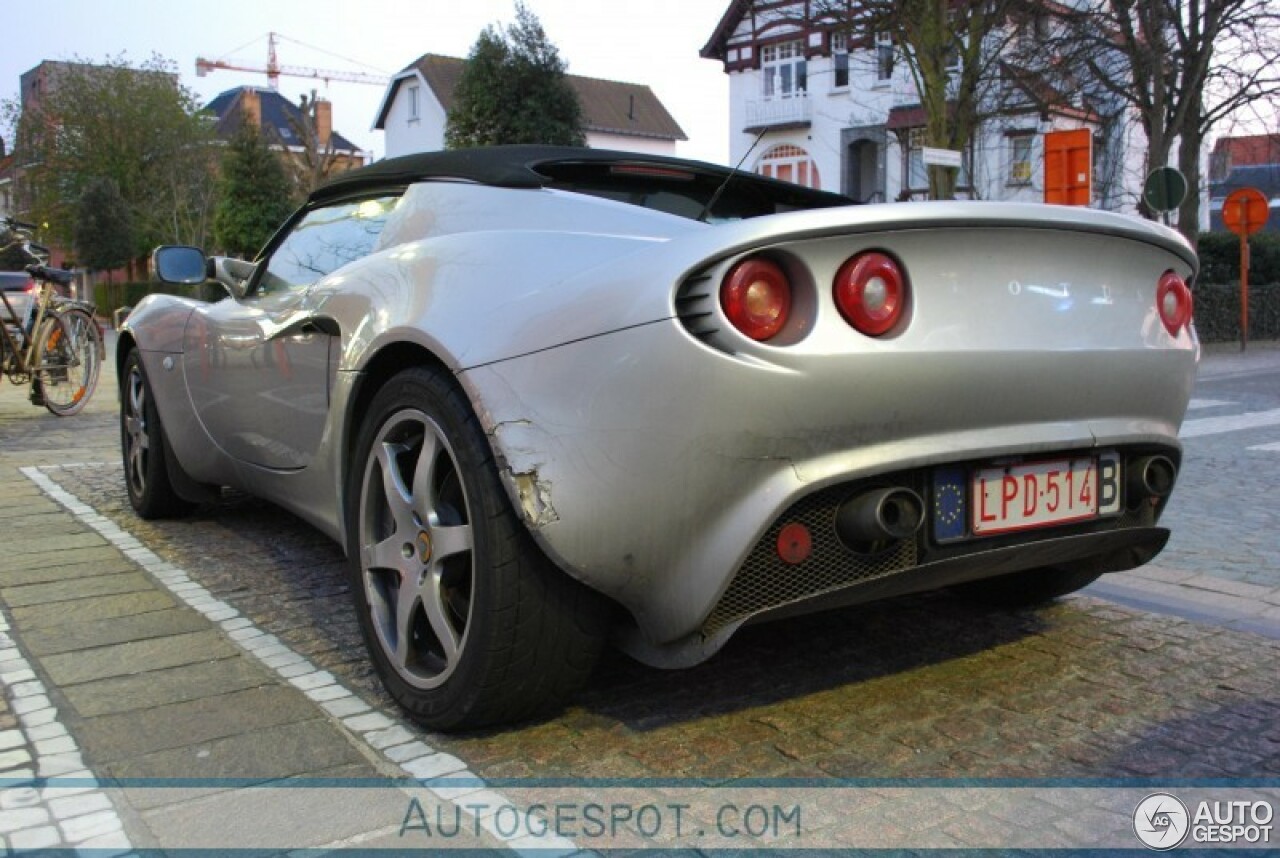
[1044,129,1092,206]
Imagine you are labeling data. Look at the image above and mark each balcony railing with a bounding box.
[744,94,811,131]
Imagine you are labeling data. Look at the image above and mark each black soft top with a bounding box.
[312,145,853,217]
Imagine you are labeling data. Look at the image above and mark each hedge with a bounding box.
[1197,232,1280,286]
[1194,232,1280,343]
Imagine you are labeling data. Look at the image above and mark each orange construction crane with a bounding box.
[196,32,389,90]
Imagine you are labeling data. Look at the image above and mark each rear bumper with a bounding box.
[462,316,1194,654]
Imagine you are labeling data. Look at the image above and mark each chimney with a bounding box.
[314,99,332,149]
[241,88,261,129]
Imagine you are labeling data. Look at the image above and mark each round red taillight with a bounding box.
[720,257,792,342]
[1157,270,1192,337]
[833,251,906,337]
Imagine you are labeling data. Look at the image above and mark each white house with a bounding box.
[700,0,1148,213]
[373,54,687,158]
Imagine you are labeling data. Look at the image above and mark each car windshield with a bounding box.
[536,161,853,222]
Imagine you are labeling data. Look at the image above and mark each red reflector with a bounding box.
[1156,270,1192,336]
[776,523,812,565]
[720,257,792,341]
[833,251,906,336]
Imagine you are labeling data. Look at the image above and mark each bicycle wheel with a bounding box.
[36,308,102,416]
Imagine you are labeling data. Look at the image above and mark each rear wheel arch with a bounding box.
[341,343,465,543]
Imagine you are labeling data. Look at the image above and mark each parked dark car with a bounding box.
[1,270,36,328]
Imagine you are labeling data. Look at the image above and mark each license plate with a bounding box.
[973,453,1121,536]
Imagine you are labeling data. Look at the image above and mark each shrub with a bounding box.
[1196,232,1280,287]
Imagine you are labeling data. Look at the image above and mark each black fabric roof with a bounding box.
[311,145,852,208]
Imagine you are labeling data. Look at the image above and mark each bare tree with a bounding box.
[283,92,345,196]
[813,0,1022,199]
[1055,0,1280,242]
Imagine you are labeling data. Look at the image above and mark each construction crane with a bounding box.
[195,32,389,90]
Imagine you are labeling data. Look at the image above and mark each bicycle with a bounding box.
[0,218,104,416]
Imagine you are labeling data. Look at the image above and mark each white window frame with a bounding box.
[407,84,420,122]
[831,33,850,91]
[875,32,894,84]
[1007,133,1034,186]
[756,143,821,189]
[761,40,807,100]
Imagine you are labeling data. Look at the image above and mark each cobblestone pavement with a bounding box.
[1154,340,1280,588]
[0,335,1277,852]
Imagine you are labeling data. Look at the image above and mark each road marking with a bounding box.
[1179,407,1280,438]
[21,464,576,855]
[1186,398,1232,410]
[1248,441,1280,452]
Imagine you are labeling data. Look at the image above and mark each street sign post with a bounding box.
[1223,187,1269,351]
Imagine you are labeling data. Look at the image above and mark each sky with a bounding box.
[1,0,733,165]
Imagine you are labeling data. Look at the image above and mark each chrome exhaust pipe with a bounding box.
[1128,455,1177,502]
[835,487,924,546]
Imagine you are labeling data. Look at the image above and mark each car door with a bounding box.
[183,194,402,470]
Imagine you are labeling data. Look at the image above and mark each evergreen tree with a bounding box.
[74,176,134,308]
[75,176,134,270]
[446,2,585,148]
[213,124,295,258]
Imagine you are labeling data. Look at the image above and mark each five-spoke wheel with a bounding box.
[120,349,193,519]
[358,409,476,690]
[348,367,607,730]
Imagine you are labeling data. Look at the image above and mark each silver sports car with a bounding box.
[125,145,1198,729]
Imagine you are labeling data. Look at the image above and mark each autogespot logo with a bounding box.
[1134,793,1190,850]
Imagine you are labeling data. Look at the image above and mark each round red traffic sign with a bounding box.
[1223,187,1269,236]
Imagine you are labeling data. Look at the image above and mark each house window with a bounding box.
[875,33,895,82]
[757,143,822,189]
[1008,134,1034,185]
[905,129,970,192]
[761,40,807,99]
[407,84,420,121]
[832,33,850,89]
[944,41,961,74]
[906,129,929,191]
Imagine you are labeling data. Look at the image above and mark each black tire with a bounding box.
[347,366,608,731]
[955,565,1103,608]
[37,309,102,416]
[121,349,194,519]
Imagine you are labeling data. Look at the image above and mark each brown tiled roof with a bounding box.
[375,54,686,142]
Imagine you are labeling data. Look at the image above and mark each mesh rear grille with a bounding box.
[702,484,918,636]
[701,452,1165,637]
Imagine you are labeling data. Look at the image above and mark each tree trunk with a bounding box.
[1176,127,1204,248]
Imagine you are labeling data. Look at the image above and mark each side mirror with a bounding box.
[151,246,208,285]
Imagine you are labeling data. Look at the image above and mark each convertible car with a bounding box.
[124,145,1198,729]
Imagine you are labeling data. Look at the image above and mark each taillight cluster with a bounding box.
[719,258,792,341]
[719,251,909,342]
[833,251,906,337]
[1156,270,1193,337]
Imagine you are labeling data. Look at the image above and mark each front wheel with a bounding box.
[121,349,194,519]
[36,309,102,416]
[348,366,608,730]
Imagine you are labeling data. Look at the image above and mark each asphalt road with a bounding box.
[0,335,1276,853]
